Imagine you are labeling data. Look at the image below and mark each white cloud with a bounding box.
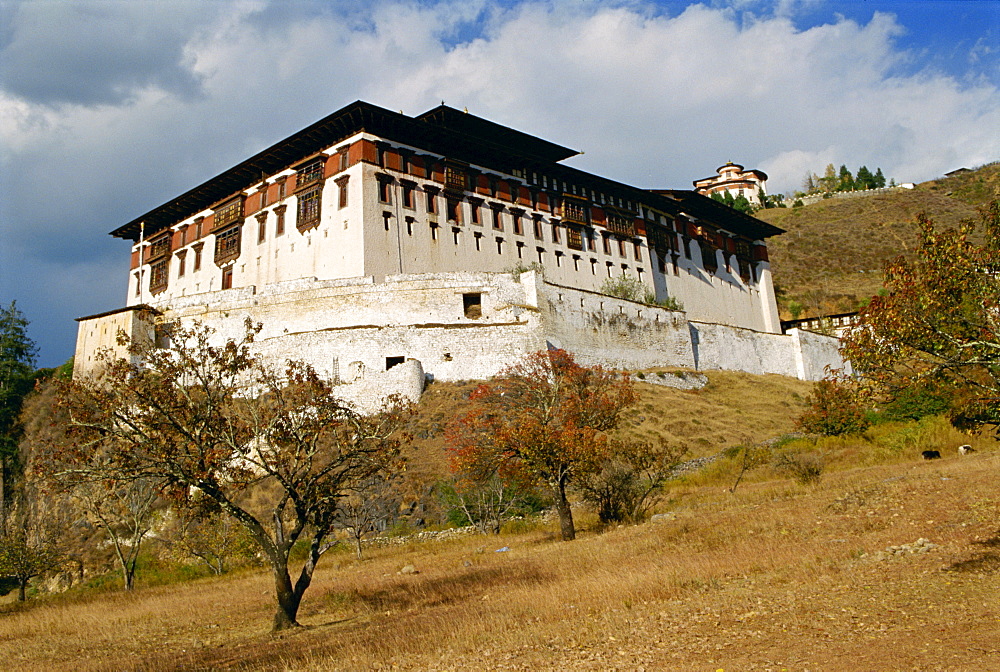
[1,0,998,364]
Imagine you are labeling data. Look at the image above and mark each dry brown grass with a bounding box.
[758,162,1000,318]
[2,437,998,670]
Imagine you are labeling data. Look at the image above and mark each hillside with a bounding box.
[756,162,1000,318]
[1,378,996,670]
[385,370,815,521]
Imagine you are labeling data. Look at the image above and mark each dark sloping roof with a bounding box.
[649,190,784,239]
[112,102,580,242]
[110,100,779,244]
[416,105,579,163]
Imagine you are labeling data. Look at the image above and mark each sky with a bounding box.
[1,0,998,367]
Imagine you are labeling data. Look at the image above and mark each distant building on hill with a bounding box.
[693,162,768,207]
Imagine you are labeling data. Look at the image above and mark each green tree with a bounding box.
[838,164,855,191]
[0,302,38,536]
[841,202,1000,430]
[856,165,874,190]
[50,320,408,630]
[576,439,685,524]
[446,350,638,541]
[0,533,61,601]
[874,167,886,188]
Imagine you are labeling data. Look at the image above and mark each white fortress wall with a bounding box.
[787,327,851,380]
[531,273,696,370]
[689,321,842,381]
[331,358,426,414]
[151,271,547,383]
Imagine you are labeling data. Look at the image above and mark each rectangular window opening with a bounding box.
[463,292,482,319]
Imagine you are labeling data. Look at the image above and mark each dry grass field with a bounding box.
[1,369,997,671]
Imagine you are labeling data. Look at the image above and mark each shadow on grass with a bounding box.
[945,530,1000,573]
[142,562,553,671]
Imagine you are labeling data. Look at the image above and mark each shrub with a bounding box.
[600,277,682,310]
[577,440,686,524]
[774,451,825,485]
[797,377,871,436]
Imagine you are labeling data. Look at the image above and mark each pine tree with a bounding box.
[838,165,855,192]
[856,165,874,190]
[874,167,886,189]
[0,302,38,536]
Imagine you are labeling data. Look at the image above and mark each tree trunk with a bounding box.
[553,481,575,541]
[272,565,301,631]
[17,578,26,602]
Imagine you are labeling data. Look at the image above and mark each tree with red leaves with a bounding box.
[446,349,637,541]
[842,202,1000,430]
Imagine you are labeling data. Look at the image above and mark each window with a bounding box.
[474,232,482,251]
[337,146,349,172]
[463,293,482,319]
[426,189,438,214]
[551,222,560,243]
[430,222,439,241]
[134,272,141,297]
[214,197,244,230]
[602,234,611,255]
[606,213,634,236]
[256,212,267,244]
[295,158,324,190]
[336,176,349,209]
[385,356,405,370]
[510,209,523,235]
[180,225,188,246]
[516,241,524,258]
[259,184,269,208]
[149,258,169,294]
[405,216,414,236]
[221,267,234,290]
[533,215,543,239]
[634,240,642,261]
[176,250,186,277]
[275,205,286,236]
[193,243,203,271]
[377,176,392,204]
[214,227,241,265]
[148,234,171,261]
[495,237,503,254]
[491,206,503,230]
[277,180,287,201]
[536,247,545,264]
[470,201,481,225]
[445,165,466,191]
[447,197,461,223]
[402,181,415,209]
[561,197,588,225]
[618,238,627,257]
[296,187,321,231]
[566,226,583,251]
[195,217,204,239]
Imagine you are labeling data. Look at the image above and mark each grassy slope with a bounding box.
[1,410,996,670]
[756,162,1000,318]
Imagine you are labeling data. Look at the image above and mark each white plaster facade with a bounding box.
[76,101,843,395]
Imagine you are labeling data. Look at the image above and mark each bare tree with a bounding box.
[49,320,409,630]
[334,474,401,558]
[72,478,162,590]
